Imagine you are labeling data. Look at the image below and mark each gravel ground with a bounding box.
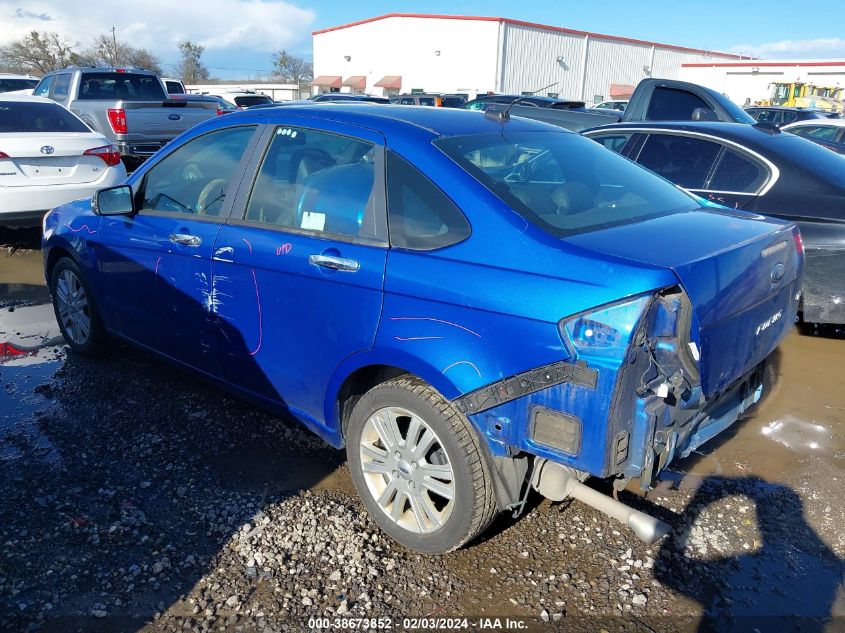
[1,241,844,632]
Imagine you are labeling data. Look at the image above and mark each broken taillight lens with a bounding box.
[560,295,652,360]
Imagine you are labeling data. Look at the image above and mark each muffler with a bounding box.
[532,460,670,545]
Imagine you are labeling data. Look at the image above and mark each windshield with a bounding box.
[0,101,89,133]
[435,130,700,237]
[78,72,166,100]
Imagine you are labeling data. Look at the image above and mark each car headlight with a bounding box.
[560,294,653,361]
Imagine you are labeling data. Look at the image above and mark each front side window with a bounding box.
[803,126,840,141]
[435,130,699,237]
[32,75,55,98]
[141,126,256,216]
[244,126,380,240]
[386,151,470,250]
[708,149,768,193]
[636,133,721,189]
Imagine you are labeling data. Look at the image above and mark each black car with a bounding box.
[782,121,845,155]
[465,94,587,111]
[744,106,836,128]
[583,121,845,326]
[311,93,389,104]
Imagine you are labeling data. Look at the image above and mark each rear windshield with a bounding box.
[165,80,185,94]
[233,95,273,107]
[78,72,166,100]
[0,78,38,93]
[0,101,89,133]
[435,130,699,237]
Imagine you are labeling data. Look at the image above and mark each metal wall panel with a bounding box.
[501,24,586,98]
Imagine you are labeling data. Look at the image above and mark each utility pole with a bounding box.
[111,26,118,66]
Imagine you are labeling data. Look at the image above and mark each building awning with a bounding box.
[609,83,635,98]
[374,75,402,90]
[342,75,366,90]
[310,75,342,88]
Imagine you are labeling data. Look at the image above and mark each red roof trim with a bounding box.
[683,61,845,68]
[313,13,745,59]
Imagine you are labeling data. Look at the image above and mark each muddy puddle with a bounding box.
[0,247,67,464]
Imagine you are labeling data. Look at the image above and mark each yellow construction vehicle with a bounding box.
[764,82,843,112]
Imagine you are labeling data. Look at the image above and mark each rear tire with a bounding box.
[346,376,497,554]
[49,257,109,356]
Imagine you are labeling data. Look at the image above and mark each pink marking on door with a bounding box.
[242,238,253,254]
[154,256,161,277]
[276,243,293,255]
[389,317,481,337]
[248,268,263,356]
[394,336,444,341]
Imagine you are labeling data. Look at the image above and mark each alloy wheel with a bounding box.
[55,269,91,345]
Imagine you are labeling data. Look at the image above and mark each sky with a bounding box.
[3,0,845,79]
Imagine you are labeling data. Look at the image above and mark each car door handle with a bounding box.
[170,233,201,247]
[309,254,360,272]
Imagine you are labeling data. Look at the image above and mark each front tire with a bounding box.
[50,257,109,356]
[346,376,497,554]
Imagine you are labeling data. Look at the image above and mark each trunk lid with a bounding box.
[566,208,802,395]
[0,132,110,187]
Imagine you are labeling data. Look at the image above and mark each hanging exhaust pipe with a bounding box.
[532,460,670,545]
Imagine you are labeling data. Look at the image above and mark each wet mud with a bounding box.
[1,232,843,631]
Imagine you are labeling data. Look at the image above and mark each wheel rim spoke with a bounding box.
[360,405,455,534]
[55,270,90,345]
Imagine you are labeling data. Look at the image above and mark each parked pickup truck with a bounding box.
[505,77,756,131]
[32,68,217,164]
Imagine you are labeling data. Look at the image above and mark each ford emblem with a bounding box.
[771,262,786,283]
[40,145,54,155]
[168,114,181,121]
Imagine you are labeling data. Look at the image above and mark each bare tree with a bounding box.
[176,41,209,84]
[271,50,313,84]
[76,34,163,74]
[0,31,79,75]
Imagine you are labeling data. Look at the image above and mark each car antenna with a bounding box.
[485,81,560,123]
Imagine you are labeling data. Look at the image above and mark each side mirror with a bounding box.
[691,107,718,122]
[94,185,134,216]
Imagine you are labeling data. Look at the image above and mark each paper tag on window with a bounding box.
[301,211,325,231]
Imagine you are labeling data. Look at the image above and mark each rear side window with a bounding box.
[589,133,634,154]
[165,81,185,94]
[637,133,721,189]
[52,74,71,101]
[708,149,768,193]
[646,87,709,121]
[782,111,798,124]
[795,126,840,141]
[386,151,470,250]
[435,130,698,237]
[140,126,256,216]
[419,97,435,106]
[78,73,166,100]
[0,101,89,133]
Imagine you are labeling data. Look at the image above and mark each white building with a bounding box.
[680,60,845,106]
[311,13,744,102]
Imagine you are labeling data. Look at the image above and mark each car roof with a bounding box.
[783,118,845,129]
[223,102,565,140]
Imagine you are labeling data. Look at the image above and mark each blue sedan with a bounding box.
[42,105,803,553]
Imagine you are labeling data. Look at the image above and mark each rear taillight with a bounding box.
[84,145,122,167]
[216,108,224,116]
[793,229,804,256]
[107,108,127,134]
